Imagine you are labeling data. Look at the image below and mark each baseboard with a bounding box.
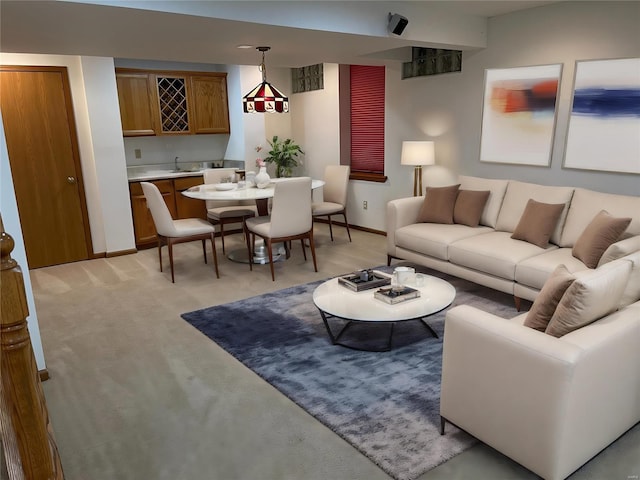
[39,369,50,382]
[313,218,386,236]
[106,248,138,258]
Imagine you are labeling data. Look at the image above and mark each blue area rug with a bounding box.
[181,266,518,480]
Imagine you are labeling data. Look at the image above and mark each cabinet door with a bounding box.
[116,73,157,136]
[154,75,191,134]
[129,180,177,248]
[174,176,207,220]
[189,74,230,134]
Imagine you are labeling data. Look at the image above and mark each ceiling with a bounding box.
[1,1,559,68]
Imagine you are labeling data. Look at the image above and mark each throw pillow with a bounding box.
[510,199,565,248]
[572,210,632,268]
[523,264,575,332]
[453,189,491,227]
[545,259,632,337]
[417,184,460,224]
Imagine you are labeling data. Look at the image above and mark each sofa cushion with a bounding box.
[614,251,640,308]
[511,199,565,248]
[449,231,557,281]
[458,176,508,228]
[395,223,492,260]
[515,248,590,291]
[417,184,460,224]
[524,265,575,332]
[572,210,631,268]
[453,189,491,227]
[495,181,574,245]
[545,259,632,337]
[598,235,640,267]
[559,188,640,247]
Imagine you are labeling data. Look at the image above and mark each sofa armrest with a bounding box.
[440,304,640,480]
[386,196,424,255]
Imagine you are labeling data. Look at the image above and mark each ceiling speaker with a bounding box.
[388,13,408,36]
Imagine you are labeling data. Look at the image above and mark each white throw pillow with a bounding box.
[545,259,632,337]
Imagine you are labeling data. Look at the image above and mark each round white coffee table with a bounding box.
[313,273,455,351]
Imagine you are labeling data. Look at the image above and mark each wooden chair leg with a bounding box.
[168,239,175,283]
[308,231,318,272]
[244,223,253,271]
[328,215,334,241]
[210,233,220,278]
[267,238,275,281]
[343,211,352,242]
[300,239,307,261]
[157,236,163,272]
[202,239,207,264]
[219,221,226,254]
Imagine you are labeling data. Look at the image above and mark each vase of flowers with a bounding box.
[264,135,304,178]
[254,148,271,188]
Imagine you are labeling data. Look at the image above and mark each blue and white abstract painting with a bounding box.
[564,58,640,174]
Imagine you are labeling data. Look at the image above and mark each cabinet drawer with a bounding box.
[174,176,203,190]
[129,179,173,196]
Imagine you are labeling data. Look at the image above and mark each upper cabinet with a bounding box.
[189,75,230,134]
[116,72,157,136]
[115,68,230,137]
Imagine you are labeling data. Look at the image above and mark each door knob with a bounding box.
[67,176,76,184]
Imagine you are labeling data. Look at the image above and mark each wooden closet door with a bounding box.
[1,66,92,268]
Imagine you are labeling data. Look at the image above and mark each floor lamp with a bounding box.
[401,141,435,196]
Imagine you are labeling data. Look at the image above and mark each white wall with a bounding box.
[0,115,46,370]
[290,1,640,232]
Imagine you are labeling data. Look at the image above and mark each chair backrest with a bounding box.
[141,182,178,237]
[203,168,237,185]
[202,168,245,209]
[270,177,312,238]
[323,165,350,206]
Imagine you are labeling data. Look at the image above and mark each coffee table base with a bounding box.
[317,309,438,352]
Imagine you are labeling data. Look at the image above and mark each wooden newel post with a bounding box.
[1,216,64,479]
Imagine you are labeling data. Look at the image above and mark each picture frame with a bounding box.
[563,57,640,174]
[479,64,563,166]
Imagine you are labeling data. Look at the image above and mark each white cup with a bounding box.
[394,266,415,286]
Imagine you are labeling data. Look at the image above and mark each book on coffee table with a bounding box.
[338,270,391,292]
[374,286,421,305]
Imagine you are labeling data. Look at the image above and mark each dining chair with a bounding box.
[244,177,318,281]
[141,182,219,283]
[203,168,257,254]
[312,165,352,242]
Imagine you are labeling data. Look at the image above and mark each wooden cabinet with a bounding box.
[174,176,207,219]
[115,68,229,137]
[189,75,230,134]
[130,176,206,249]
[115,72,157,136]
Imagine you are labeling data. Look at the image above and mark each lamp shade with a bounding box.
[401,141,435,166]
[243,81,289,113]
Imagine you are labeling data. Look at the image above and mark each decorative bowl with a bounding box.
[213,183,237,191]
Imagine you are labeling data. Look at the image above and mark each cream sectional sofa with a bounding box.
[386,176,640,308]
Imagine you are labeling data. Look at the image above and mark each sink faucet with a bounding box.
[174,156,180,171]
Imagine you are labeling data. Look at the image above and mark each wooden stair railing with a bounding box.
[1,216,64,479]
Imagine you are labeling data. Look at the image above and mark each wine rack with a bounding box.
[156,76,190,133]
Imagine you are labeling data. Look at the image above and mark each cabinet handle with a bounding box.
[67,176,77,184]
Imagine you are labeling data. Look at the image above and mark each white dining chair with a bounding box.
[203,168,257,254]
[244,177,318,281]
[141,182,220,283]
[312,165,351,242]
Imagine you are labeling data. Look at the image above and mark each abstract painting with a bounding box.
[564,58,640,174]
[480,64,562,166]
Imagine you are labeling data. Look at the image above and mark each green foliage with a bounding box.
[264,135,304,178]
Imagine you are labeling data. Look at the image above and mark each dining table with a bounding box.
[182,177,325,263]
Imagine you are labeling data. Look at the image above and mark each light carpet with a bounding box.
[181,266,519,480]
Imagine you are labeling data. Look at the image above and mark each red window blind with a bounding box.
[350,65,385,174]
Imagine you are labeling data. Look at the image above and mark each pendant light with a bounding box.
[243,46,289,113]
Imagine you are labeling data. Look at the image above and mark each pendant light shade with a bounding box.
[243,46,289,113]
